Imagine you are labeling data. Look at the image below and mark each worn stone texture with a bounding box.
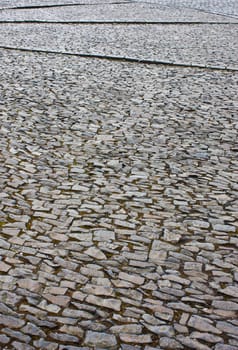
[0,0,238,349]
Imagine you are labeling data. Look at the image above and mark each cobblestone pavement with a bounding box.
[0,0,238,349]
[1,23,238,68]
[0,0,117,10]
[1,3,238,22]
[139,0,238,18]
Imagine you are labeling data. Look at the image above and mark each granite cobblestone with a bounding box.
[0,0,238,349]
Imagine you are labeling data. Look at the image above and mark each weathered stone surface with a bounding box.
[143,323,175,337]
[84,331,117,348]
[212,301,238,311]
[191,332,223,343]
[43,294,70,306]
[44,287,67,295]
[82,284,115,296]
[0,261,11,272]
[50,332,79,342]
[59,325,84,338]
[17,279,42,292]
[34,339,58,349]
[2,328,31,343]
[120,334,153,344]
[216,321,238,336]
[220,286,238,297]
[110,324,142,334]
[160,337,183,349]
[84,247,106,260]
[149,250,167,263]
[119,272,145,285]
[188,315,222,334]
[177,335,211,350]
[62,308,94,319]
[86,295,121,311]
[213,224,236,232]
[0,315,25,329]
[0,334,10,344]
[215,345,238,350]
[12,341,35,350]
[0,239,10,249]
[0,6,238,348]
[21,322,46,337]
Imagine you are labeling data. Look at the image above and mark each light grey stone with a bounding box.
[84,331,117,348]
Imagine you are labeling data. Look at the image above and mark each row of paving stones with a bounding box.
[0,22,237,68]
[0,48,238,349]
[0,0,118,9]
[0,3,238,22]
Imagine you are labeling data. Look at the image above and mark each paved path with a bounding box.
[0,1,238,349]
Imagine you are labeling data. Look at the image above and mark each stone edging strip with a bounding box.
[0,20,237,24]
[0,45,237,72]
[0,1,132,11]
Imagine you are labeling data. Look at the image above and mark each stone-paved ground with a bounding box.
[0,48,238,350]
[0,0,117,9]
[0,23,238,69]
[0,0,238,349]
[0,3,238,22]
[138,0,238,18]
